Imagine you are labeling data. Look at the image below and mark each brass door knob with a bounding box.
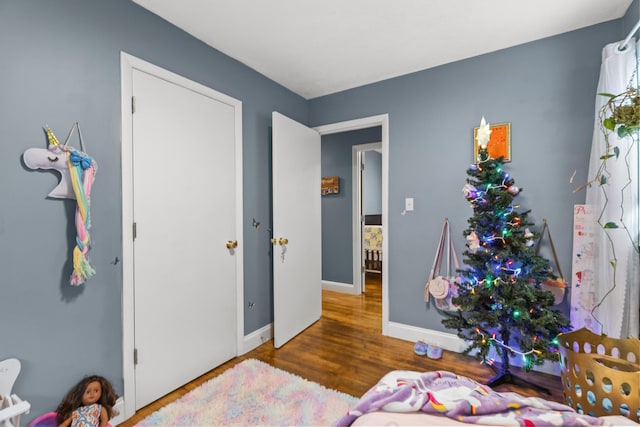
[270,238,277,245]
[226,240,238,249]
[278,237,289,245]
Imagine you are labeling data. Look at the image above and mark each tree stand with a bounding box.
[486,330,552,395]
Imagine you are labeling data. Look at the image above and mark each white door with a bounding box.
[358,151,366,292]
[272,112,322,348]
[132,69,238,409]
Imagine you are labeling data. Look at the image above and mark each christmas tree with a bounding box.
[442,117,571,392]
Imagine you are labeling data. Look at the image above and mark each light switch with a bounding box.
[405,197,414,211]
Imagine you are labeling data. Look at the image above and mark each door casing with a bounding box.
[354,142,382,294]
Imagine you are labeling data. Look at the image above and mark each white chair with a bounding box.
[0,358,30,427]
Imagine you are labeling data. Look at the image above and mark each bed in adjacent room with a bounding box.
[364,214,383,273]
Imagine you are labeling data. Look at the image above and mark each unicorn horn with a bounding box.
[45,126,60,148]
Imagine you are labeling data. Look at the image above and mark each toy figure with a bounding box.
[55,375,118,427]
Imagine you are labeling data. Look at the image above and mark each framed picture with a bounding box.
[474,122,511,162]
[321,176,339,195]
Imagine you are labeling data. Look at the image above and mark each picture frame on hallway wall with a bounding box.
[321,176,340,195]
[474,122,511,162]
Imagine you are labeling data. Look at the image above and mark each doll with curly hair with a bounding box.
[55,375,118,427]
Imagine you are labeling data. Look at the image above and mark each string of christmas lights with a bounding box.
[474,328,561,358]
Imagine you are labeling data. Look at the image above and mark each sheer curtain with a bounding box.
[577,40,640,338]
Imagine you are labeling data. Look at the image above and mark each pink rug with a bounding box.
[135,358,358,426]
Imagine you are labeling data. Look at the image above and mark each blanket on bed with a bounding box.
[335,370,604,426]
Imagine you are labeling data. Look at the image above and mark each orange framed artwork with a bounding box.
[321,176,340,195]
[474,122,511,162]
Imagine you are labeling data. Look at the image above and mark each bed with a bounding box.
[337,369,639,426]
[364,214,383,273]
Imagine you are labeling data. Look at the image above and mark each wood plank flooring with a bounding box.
[118,273,565,426]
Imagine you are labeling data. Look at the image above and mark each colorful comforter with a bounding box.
[336,370,604,426]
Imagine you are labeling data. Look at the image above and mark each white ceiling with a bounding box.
[133,0,632,99]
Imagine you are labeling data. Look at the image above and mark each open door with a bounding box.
[272,112,322,348]
[358,150,366,293]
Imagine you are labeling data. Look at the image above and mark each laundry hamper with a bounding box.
[557,328,640,422]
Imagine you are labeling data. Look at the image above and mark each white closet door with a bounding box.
[132,69,238,409]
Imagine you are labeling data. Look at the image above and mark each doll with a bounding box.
[55,375,118,427]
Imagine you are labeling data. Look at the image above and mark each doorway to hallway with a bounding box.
[315,114,390,336]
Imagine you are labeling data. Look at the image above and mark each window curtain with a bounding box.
[578,40,640,338]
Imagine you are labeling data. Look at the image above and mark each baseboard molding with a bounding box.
[322,280,359,294]
[386,321,560,376]
[387,321,468,353]
[241,323,273,355]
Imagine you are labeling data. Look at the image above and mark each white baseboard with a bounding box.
[241,323,273,355]
[385,321,560,376]
[322,280,359,294]
[109,397,125,425]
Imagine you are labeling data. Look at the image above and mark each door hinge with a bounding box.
[133,222,137,241]
[131,96,136,114]
[361,266,365,273]
[134,348,138,365]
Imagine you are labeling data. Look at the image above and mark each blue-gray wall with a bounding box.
[321,127,381,283]
[624,0,640,39]
[0,0,306,422]
[364,151,383,215]
[309,20,627,331]
[0,0,636,422]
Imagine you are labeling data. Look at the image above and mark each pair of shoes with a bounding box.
[413,340,443,359]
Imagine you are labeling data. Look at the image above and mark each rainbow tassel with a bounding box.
[66,150,97,285]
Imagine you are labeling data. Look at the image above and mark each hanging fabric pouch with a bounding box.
[424,218,461,311]
[535,219,567,305]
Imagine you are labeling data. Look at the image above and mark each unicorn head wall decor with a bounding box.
[23,123,98,285]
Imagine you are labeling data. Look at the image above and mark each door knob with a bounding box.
[278,237,289,245]
[270,238,277,245]
[226,240,238,249]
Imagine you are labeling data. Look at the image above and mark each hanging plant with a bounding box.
[601,87,640,138]
[575,88,639,206]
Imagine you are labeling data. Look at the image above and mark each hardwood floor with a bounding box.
[118,273,566,426]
